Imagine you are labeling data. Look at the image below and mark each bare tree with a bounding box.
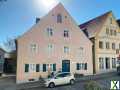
[4,37,17,52]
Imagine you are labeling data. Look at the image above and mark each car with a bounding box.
[44,72,75,88]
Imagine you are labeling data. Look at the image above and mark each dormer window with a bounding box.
[57,14,62,23]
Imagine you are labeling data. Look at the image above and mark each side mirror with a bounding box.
[55,77,58,79]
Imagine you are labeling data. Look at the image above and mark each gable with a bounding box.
[18,3,92,45]
[79,11,111,38]
[96,12,120,38]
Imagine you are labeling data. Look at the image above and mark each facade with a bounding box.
[79,11,120,74]
[0,48,5,75]
[17,3,93,83]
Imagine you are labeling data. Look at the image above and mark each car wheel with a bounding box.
[70,79,75,85]
[49,82,55,88]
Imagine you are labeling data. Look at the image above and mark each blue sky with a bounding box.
[0,0,120,50]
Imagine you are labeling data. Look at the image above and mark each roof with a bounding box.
[79,11,112,38]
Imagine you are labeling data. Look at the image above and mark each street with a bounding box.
[22,75,120,90]
[0,73,119,90]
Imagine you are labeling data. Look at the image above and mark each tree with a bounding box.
[4,38,17,52]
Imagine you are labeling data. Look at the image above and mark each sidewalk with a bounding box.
[0,74,16,79]
[76,71,118,82]
[16,78,45,90]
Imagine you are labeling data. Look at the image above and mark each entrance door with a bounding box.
[62,60,70,72]
[105,57,110,69]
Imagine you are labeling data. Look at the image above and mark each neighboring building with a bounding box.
[4,51,17,74]
[79,11,120,74]
[17,3,93,83]
[0,48,5,76]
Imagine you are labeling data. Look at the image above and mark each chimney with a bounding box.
[36,18,40,24]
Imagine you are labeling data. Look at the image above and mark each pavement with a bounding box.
[0,72,119,90]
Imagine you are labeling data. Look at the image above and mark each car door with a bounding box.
[62,73,71,84]
[54,73,65,85]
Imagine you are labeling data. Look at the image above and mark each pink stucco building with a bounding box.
[16,3,93,84]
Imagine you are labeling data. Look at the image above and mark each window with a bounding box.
[50,64,53,71]
[84,63,87,70]
[57,14,62,23]
[99,57,104,69]
[76,63,87,70]
[114,30,117,36]
[106,28,109,35]
[76,63,79,70]
[119,44,120,50]
[116,49,119,54]
[110,17,112,24]
[110,29,113,35]
[30,64,36,72]
[0,55,2,59]
[25,64,29,72]
[64,30,69,37]
[64,46,69,53]
[43,64,46,72]
[47,28,53,36]
[99,41,103,49]
[106,42,110,49]
[36,64,40,72]
[53,64,56,71]
[112,58,116,68]
[46,64,49,71]
[30,44,37,52]
[48,44,54,54]
[112,43,115,50]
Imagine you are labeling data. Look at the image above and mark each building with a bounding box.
[79,11,120,74]
[17,3,93,83]
[0,47,5,76]
[4,51,17,74]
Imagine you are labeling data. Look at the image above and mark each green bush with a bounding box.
[84,81,102,90]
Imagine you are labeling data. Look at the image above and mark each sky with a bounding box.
[0,0,120,50]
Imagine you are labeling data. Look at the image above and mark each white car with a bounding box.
[44,72,75,88]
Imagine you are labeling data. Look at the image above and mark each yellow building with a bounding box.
[80,11,120,74]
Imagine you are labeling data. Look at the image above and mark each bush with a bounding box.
[84,81,102,90]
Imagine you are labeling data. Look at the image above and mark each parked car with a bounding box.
[44,72,75,88]
[117,66,120,75]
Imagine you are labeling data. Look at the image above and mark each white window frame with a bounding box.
[64,46,69,54]
[29,64,36,73]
